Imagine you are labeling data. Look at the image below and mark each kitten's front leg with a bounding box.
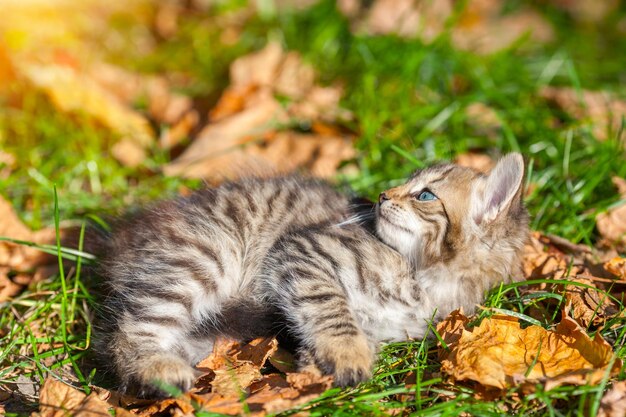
[274,272,374,386]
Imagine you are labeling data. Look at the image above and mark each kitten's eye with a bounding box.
[416,190,437,201]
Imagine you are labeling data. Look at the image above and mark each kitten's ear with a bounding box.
[472,153,524,225]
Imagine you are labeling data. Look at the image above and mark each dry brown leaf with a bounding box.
[605,257,626,280]
[196,338,241,371]
[38,378,113,417]
[195,337,277,397]
[522,232,580,280]
[342,0,452,41]
[454,152,495,173]
[452,5,553,54]
[164,91,288,178]
[246,132,355,179]
[564,278,618,327]
[20,63,154,167]
[0,195,58,301]
[236,337,279,368]
[438,313,621,390]
[90,63,198,144]
[38,379,87,417]
[209,84,259,122]
[166,42,354,181]
[464,102,501,137]
[552,0,620,23]
[273,52,315,100]
[159,110,199,150]
[190,392,244,415]
[339,0,553,54]
[138,396,196,417]
[146,77,194,125]
[211,362,262,397]
[597,177,626,249]
[541,87,626,141]
[187,337,331,415]
[599,381,626,417]
[111,139,148,168]
[248,372,333,415]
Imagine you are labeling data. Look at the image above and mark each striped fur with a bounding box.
[96,154,529,395]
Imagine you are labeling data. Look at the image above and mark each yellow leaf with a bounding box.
[439,313,621,389]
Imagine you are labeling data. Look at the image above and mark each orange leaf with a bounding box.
[439,313,621,390]
[605,257,626,280]
[39,378,111,417]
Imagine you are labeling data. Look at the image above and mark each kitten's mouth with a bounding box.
[378,212,412,235]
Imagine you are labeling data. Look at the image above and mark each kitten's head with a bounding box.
[376,153,529,271]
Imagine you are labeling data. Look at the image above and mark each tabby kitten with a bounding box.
[97,153,528,396]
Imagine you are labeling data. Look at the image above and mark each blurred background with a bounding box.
[0,0,625,242]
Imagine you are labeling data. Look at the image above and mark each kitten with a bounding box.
[96,153,528,396]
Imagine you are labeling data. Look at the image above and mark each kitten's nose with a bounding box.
[379,192,390,204]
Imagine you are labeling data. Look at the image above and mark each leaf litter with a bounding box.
[164,41,355,182]
[35,337,332,417]
[0,196,60,302]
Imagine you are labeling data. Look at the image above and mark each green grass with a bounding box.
[1,0,626,416]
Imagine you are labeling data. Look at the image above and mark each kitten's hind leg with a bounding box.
[106,306,201,397]
[271,269,374,386]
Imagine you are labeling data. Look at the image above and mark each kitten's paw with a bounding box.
[314,335,373,387]
[136,354,197,397]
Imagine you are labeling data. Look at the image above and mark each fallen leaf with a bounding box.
[192,392,244,415]
[452,5,553,54]
[552,0,620,23]
[165,42,354,181]
[211,362,262,397]
[541,87,626,141]
[353,0,453,41]
[230,41,285,89]
[454,152,495,173]
[196,338,241,371]
[436,308,469,354]
[597,177,626,249]
[38,378,113,417]
[246,131,355,179]
[187,337,332,416]
[564,278,618,327]
[236,337,279,368]
[522,232,581,280]
[464,103,501,137]
[605,257,626,280]
[164,91,288,178]
[209,84,259,122]
[339,0,553,54]
[599,381,626,417]
[159,109,199,150]
[247,372,333,415]
[0,195,58,302]
[111,138,148,168]
[137,396,195,417]
[146,77,194,125]
[438,313,621,390]
[20,63,154,166]
[273,52,315,100]
[195,337,276,397]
